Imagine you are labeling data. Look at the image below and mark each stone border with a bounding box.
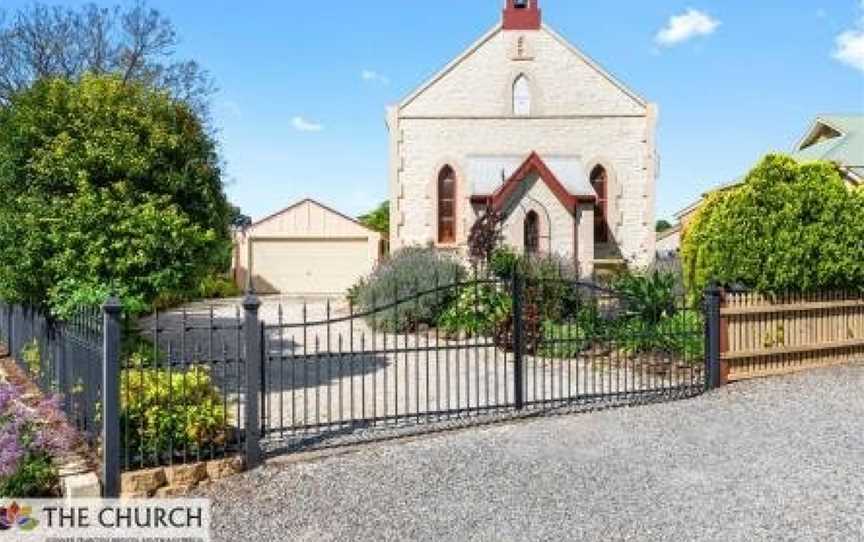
[0,354,102,498]
[121,457,244,498]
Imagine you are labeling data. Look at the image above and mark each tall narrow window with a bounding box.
[590,165,609,244]
[524,211,540,255]
[513,75,531,116]
[438,166,456,244]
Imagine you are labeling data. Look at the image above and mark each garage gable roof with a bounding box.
[249,198,377,234]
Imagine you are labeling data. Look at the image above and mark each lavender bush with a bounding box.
[0,383,76,497]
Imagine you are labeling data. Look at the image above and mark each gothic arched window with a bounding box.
[438,166,457,244]
[590,165,609,244]
[524,210,540,255]
[513,75,531,116]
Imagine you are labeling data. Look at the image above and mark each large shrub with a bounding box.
[352,247,466,332]
[683,155,864,294]
[0,75,232,316]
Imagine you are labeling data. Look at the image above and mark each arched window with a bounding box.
[590,165,609,244]
[437,166,457,244]
[524,210,540,255]
[513,75,531,116]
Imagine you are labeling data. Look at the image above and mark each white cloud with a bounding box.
[655,9,720,47]
[292,116,323,132]
[361,69,390,85]
[835,30,864,71]
[833,3,864,72]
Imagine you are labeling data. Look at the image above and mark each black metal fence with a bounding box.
[260,273,709,450]
[0,302,104,444]
[123,307,248,472]
[0,275,724,497]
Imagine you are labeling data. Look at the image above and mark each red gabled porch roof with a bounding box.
[470,152,596,213]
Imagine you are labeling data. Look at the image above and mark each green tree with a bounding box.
[358,201,390,236]
[682,154,864,294]
[655,219,673,232]
[0,74,232,315]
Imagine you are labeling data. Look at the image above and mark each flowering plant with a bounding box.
[0,382,76,497]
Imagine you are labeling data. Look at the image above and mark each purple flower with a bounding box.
[0,427,24,477]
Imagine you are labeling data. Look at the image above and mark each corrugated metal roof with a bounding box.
[467,155,595,197]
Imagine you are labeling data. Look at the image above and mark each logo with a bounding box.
[0,502,39,532]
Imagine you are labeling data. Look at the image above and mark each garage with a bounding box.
[234,199,383,296]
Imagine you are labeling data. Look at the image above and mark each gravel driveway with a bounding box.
[196,362,864,541]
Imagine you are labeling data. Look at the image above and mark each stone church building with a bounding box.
[387,0,658,276]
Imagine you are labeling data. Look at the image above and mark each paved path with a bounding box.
[196,363,864,541]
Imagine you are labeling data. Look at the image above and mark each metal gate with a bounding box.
[260,273,705,450]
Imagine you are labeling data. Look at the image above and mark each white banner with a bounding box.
[0,499,211,542]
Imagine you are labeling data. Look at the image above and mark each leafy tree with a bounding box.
[682,155,864,294]
[655,219,673,232]
[0,74,232,315]
[468,203,504,263]
[229,205,252,229]
[0,2,213,116]
[358,201,389,236]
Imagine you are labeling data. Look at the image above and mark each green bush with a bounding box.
[0,75,232,316]
[0,453,56,498]
[613,270,677,325]
[352,247,466,332]
[0,454,56,498]
[538,303,608,358]
[121,361,230,460]
[489,247,521,280]
[613,311,704,360]
[489,247,581,321]
[438,284,511,338]
[683,155,864,294]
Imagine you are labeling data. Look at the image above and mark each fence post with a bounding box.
[512,270,525,410]
[101,297,122,498]
[243,293,263,469]
[705,285,723,390]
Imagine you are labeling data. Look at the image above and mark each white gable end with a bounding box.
[400,25,647,118]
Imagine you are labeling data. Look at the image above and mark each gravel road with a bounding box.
[196,362,864,541]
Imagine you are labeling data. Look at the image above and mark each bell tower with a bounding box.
[503,0,541,31]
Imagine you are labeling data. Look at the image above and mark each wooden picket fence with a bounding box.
[720,291,864,382]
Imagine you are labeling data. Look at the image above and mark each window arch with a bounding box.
[437,166,457,244]
[524,210,540,256]
[590,165,609,244]
[513,75,531,116]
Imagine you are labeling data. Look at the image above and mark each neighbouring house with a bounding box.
[656,224,681,260]
[233,199,383,296]
[675,114,864,231]
[387,0,658,277]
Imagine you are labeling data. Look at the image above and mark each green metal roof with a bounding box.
[794,115,864,179]
[674,114,863,220]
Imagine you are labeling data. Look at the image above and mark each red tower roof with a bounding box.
[503,0,541,31]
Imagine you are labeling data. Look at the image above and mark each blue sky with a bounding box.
[5,0,864,221]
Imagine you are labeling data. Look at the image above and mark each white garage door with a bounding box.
[251,238,370,295]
